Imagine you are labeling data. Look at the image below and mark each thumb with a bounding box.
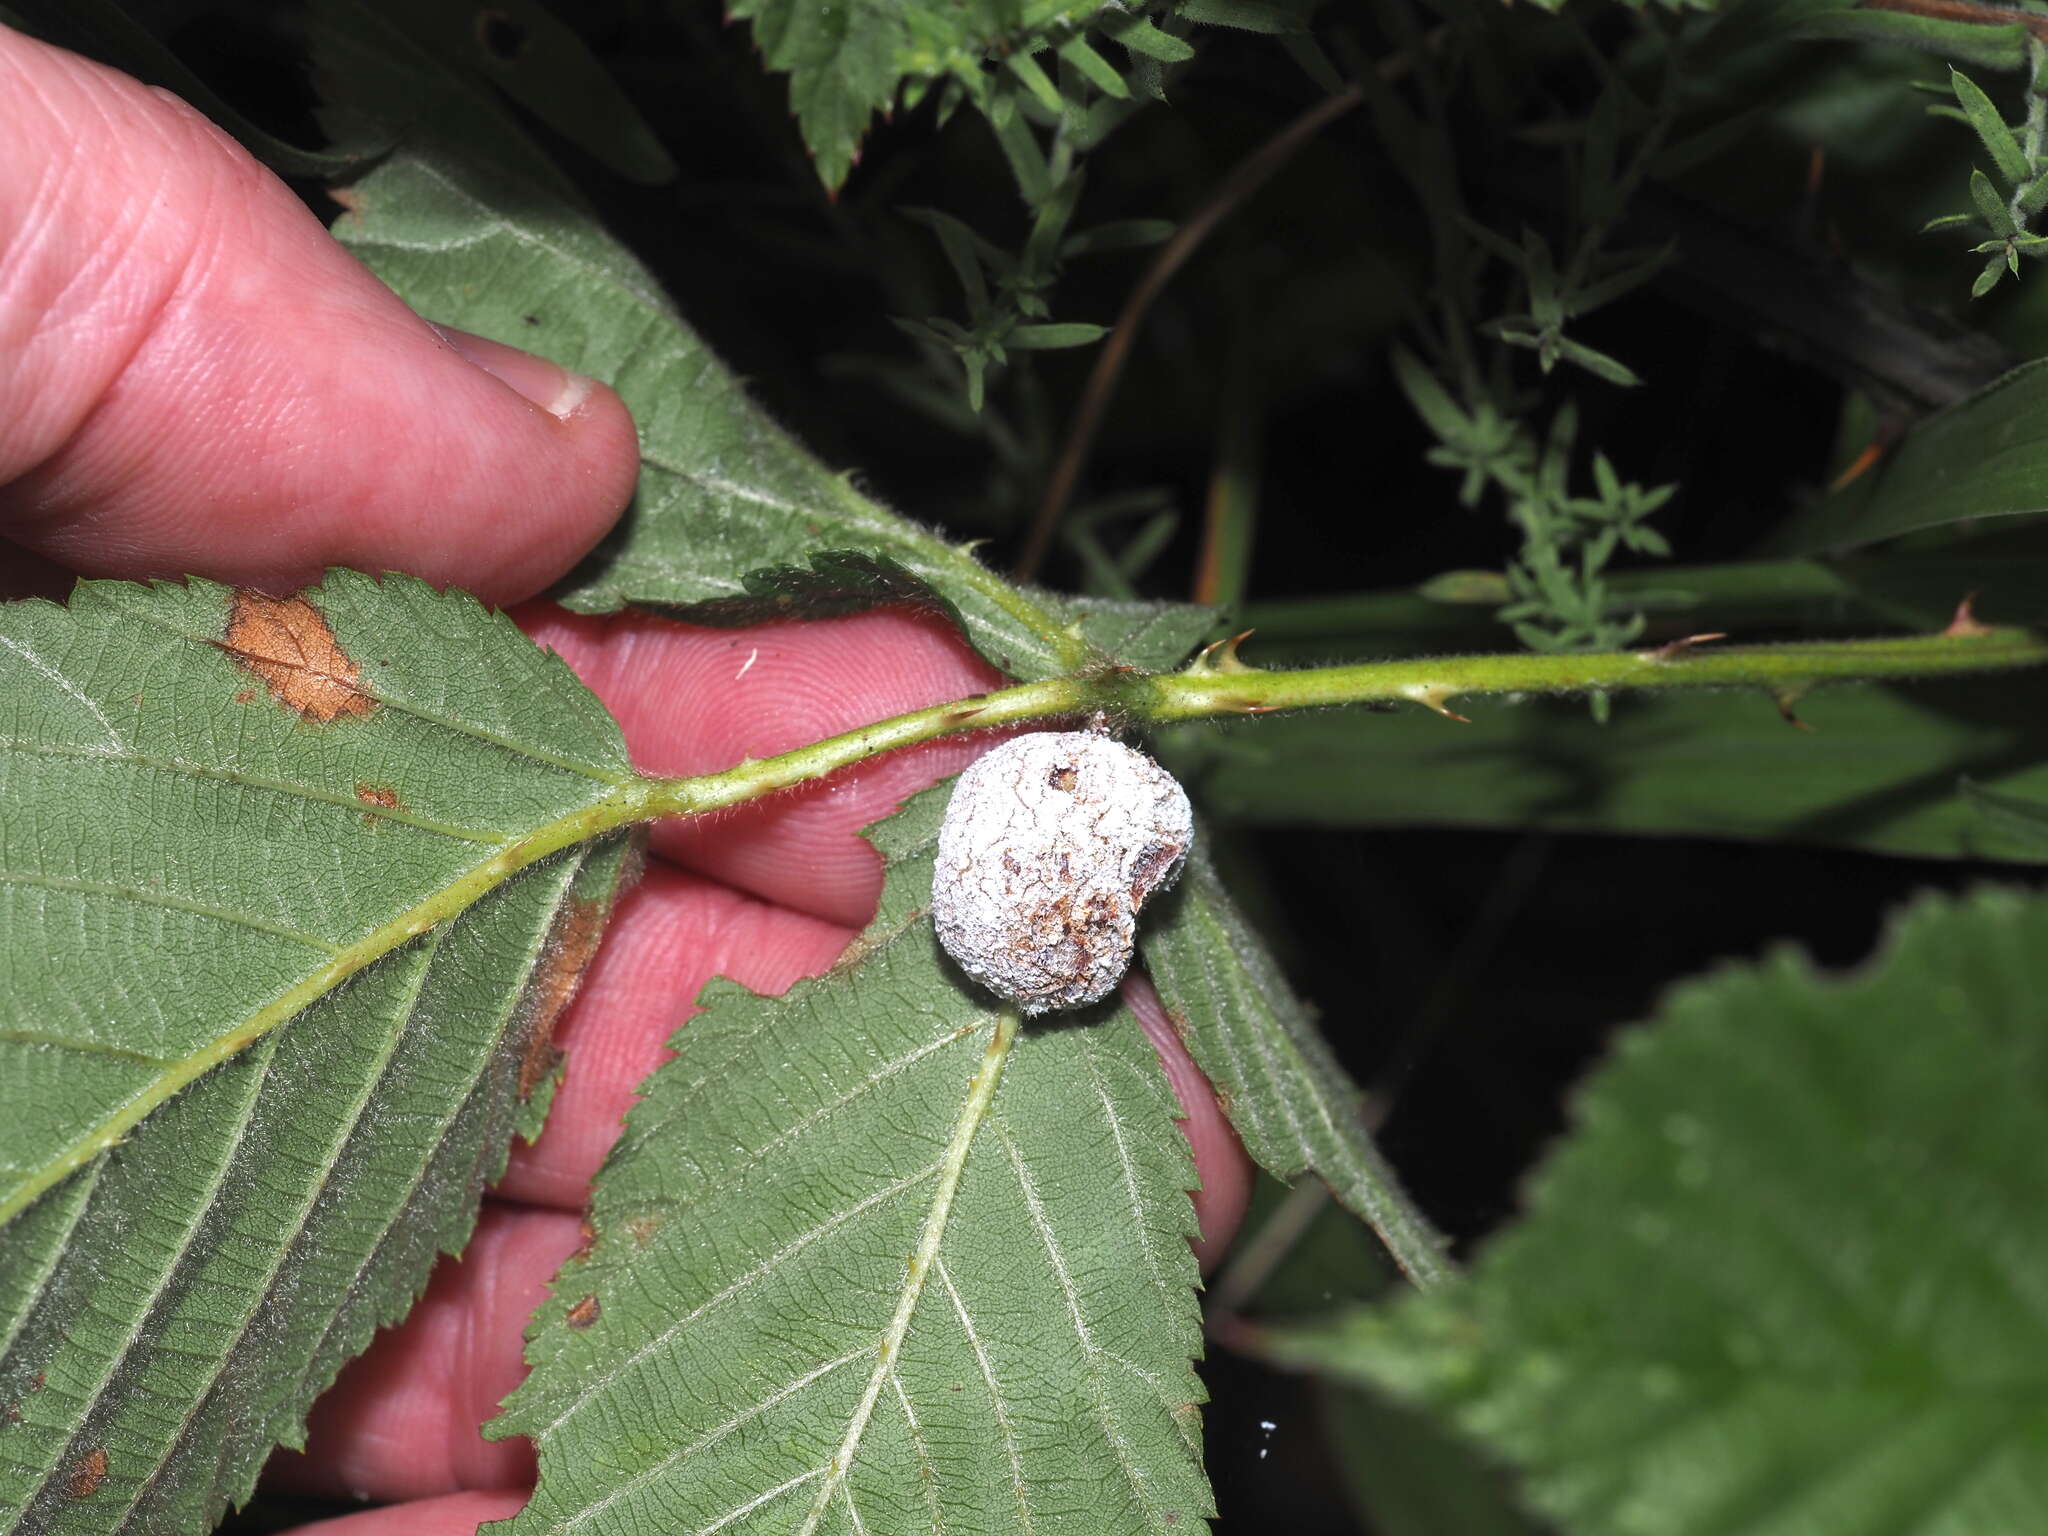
[0,24,639,605]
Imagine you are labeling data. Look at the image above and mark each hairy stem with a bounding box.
[632,622,2048,816]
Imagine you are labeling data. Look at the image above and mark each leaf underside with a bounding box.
[312,0,1215,684]
[1141,853,1451,1285]
[0,573,637,1533]
[493,786,1211,1536]
[1281,888,2048,1536]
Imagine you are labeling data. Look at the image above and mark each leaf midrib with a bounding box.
[0,779,647,1228]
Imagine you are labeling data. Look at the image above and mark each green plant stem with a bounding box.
[635,622,2048,815]
[18,625,2042,1234]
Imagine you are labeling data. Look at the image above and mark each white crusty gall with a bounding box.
[931,730,1194,1014]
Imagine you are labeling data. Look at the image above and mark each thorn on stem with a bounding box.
[1945,593,1994,638]
[1404,683,1471,723]
[1640,632,1728,662]
[1773,687,1814,732]
[1188,629,1260,675]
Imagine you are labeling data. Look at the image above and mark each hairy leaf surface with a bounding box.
[0,573,640,1532]
[1274,887,2048,1535]
[315,4,1212,681]
[1171,678,2048,864]
[1141,856,1451,1286]
[494,786,1210,1535]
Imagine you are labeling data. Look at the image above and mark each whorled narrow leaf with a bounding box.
[1272,887,2048,1535]
[313,0,1215,683]
[0,572,643,1532]
[1140,854,1452,1287]
[493,785,1210,1535]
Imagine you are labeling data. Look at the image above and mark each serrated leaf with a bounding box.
[493,784,1210,1535]
[317,6,1210,682]
[1169,678,2048,865]
[1274,887,2048,1536]
[1140,854,1453,1286]
[0,573,641,1532]
[723,1,1115,190]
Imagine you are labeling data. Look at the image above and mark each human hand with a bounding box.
[0,23,1252,1535]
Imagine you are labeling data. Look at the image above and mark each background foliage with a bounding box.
[2,0,2047,1532]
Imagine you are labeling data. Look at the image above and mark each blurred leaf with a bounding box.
[1141,855,1453,1286]
[1271,887,2048,1536]
[1960,776,2048,853]
[316,0,1212,680]
[1323,1387,1550,1536]
[494,786,1211,1534]
[1061,217,1177,256]
[1008,321,1112,348]
[1786,4,2027,71]
[7,0,388,177]
[1767,361,2048,554]
[1170,676,2048,864]
[368,0,676,184]
[0,574,636,1534]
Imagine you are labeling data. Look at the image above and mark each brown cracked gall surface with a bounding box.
[223,591,376,723]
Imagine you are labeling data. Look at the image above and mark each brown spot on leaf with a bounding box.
[223,592,375,723]
[627,1214,663,1248]
[517,897,610,1101]
[573,1216,598,1261]
[355,783,401,811]
[28,1373,44,1393]
[65,1446,107,1499]
[233,688,255,705]
[1048,764,1077,791]
[565,1294,600,1329]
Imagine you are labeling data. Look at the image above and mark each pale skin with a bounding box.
[0,23,1252,1532]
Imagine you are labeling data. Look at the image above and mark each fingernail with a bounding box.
[430,323,596,421]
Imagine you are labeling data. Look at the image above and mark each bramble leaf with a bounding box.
[317,0,1213,681]
[0,573,640,1533]
[1141,854,1452,1286]
[1273,888,2048,1536]
[492,785,1210,1535]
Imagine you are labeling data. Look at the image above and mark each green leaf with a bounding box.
[493,785,1211,1534]
[1008,321,1112,348]
[723,0,1115,190]
[1766,361,2048,554]
[1273,887,2048,1536]
[1968,166,2016,235]
[317,6,1212,682]
[1960,776,2048,853]
[1169,677,2048,865]
[1061,217,1177,256]
[1950,67,2031,186]
[1552,335,1643,388]
[1786,5,2027,72]
[1141,854,1453,1287]
[0,573,639,1530]
[1322,1387,1549,1536]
